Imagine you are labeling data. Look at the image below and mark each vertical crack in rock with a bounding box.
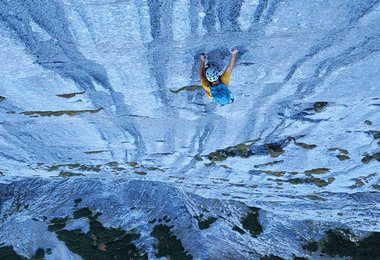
[200,0,218,33]
[216,0,244,32]
[284,0,380,82]
[0,0,146,161]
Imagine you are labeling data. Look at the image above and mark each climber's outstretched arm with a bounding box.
[198,54,207,79]
[226,48,238,74]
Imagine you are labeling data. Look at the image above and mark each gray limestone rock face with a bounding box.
[0,0,380,259]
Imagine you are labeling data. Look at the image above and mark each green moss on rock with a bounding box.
[261,170,285,177]
[48,163,101,173]
[48,217,70,232]
[50,209,146,260]
[320,229,358,257]
[287,177,334,187]
[362,153,380,164]
[73,207,92,219]
[362,154,373,164]
[151,224,192,260]
[58,171,84,177]
[56,91,85,98]
[349,179,365,189]
[319,229,380,260]
[265,143,284,157]
[302,241,318,252]
[294,141,317,149]
[0,246,27,260]
[260,255,284,260]
[304,168,330,175]
[135,171,147,175]
[337,155,350,161]
[313,102,328,113]
[254,160,284,168]
[207,140,259,162]
[21,108,102,117]
[241,207,262,238]
[31,248,45,260]
[74,198,82,206]
[195,216,217,230]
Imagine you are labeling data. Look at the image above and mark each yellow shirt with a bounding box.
[200,71,231,99]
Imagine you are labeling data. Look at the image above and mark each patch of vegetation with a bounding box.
[337,155,350,161]
[350,179,365,189]
[329,148,350,161]
[260,255,284,260]
[74,198,82,206]
[328,148,349,155]
[169,85,202,94]
[73,207,92,219]
[254,160,284,168]
[313,102,328,113]
[261,170,285,177]
[364,120,373,125]
[21,108,102,117]
[349,173,377,189]
[56,91,85,98]
[288,137,317,150]
[207,140,258,162]
[134,171,147,175]
[0,245,27,260]
[287,177,334,187]
[362,153,380,164]
[48,163,102,173]
[49,208,147,260]
[151,224,192,260]
[204,162,215,167]
[264,143,284,157]
[31,248,45,260]
[147,166,164,172]
[320,229,358,257]
[295,142,317,149]
[241,207,262,238]
[125,161,165,172]
[0,246,45,260]
[304,168,329,175]
[107,161,120,167]
[307,229,380,260]
[59,171,84,177]
[305,194,326,201]
[195,215,217,230]
[302,241,318,252]
[372,185,380,190]
[48,217,70,232]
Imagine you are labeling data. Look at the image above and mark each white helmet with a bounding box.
[206,67,219,82]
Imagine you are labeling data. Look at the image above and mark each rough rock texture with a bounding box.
[0,0,379,259]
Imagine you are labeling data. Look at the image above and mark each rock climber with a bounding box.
[198,47,238,106]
